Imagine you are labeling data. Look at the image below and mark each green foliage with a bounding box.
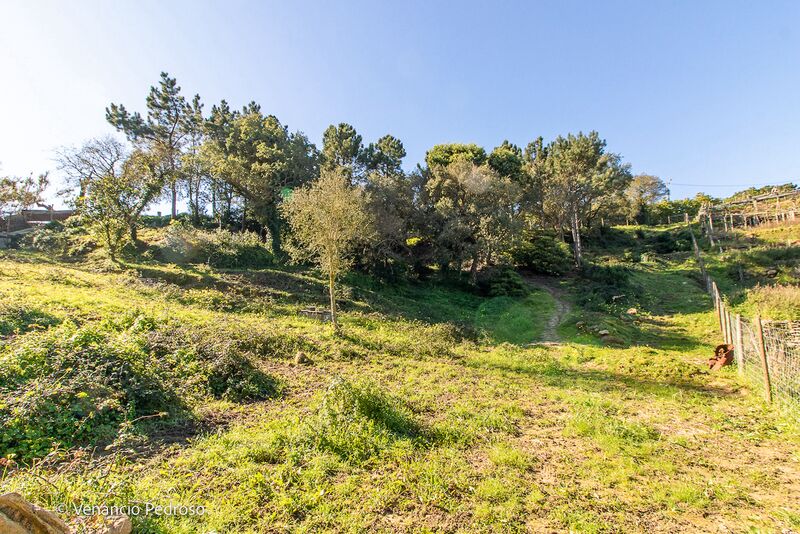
[576,263,639,311]
[476,266,528,297]
[21,219,95,257]
[301,378,420,462]
[0,310,281,461]
[0,303,59,337]
[425,143,487,168]
[510,235,572,275]
[159,222,273,268]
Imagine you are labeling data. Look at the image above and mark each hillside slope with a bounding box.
[1,244,799,533]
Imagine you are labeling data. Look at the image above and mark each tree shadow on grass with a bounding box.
[471,354,735,401]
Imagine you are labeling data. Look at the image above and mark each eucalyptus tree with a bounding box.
[626,174,670,223]
[106,72,189,218]
[544,131,631,265]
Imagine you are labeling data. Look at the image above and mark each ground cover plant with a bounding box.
[1,225,799,533]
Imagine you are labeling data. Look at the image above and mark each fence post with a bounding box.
[726,309,733,345]
[735,314,744,374]
[754,315,773,403]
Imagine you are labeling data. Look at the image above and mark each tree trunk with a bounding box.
[266,217,282,257]
[171,184,177,219]
[469,253,479,284]
[328,268,339,333]
[129,224,137,243]
[570,209,583,267]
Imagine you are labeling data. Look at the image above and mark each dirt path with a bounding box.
[525,275,571,342]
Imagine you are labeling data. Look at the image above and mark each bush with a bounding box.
[0,313,282,461]
[476,266,528,297]
[300,378,420,462]
[0,321,177,460]
[159,222,273,269]
[576,263,639,311]
[510,236,573,276]
[0,303,59,337]
[21,218,95,257]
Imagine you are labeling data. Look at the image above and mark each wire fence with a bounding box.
[689,227,800,406]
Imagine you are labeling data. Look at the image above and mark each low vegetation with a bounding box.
[1,225,798,532]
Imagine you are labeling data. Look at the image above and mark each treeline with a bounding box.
[54,72,686,271]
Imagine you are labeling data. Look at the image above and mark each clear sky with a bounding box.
[2,0,799,209]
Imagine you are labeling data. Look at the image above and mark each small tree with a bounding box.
[0,173,49,237]
[281,168,372,332]
[76,149,164,259]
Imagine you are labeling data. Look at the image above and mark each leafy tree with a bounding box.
[626,174,669,223]
[545,131,631,265]
[322,123,364,180]
[106,72,189,218]
[0,173,49,236]
[426,158,521,280]
[76,148,164,258]
[360,136,414,276]
[281,168,373,332]
[200,109,318,255]
[203,100,240,227]
[425,143,487,168]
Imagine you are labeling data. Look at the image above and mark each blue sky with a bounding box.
[1,0,799,209]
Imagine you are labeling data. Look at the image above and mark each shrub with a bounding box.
[159,222,272,269]
[0,304,59,337]
[510,236,572,276]
[476,266,528,297]
[576,263,639,311]
[0,314,282,461]
[740,284,800,320]
[21,219,95,257]
[300,378,420,462]
[0,321,176,460]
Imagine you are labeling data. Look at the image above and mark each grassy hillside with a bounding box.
[1,228,799,533]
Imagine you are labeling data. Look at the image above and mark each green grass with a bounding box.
[1,228,800,533]
[474,291,554,344]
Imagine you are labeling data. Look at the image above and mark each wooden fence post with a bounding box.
[754,315,773,403]
[735,314,744,374]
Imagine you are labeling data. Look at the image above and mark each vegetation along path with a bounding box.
[524,275,571,342]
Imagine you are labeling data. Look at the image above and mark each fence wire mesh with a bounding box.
[689,227,799,406]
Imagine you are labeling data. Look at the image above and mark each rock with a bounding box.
[602,335,626,347]
[294,351,311,365]
[766,268,778,277]
[0,493,70,533]
[598,329,610,336]
[102,515,132,534]
[0,512,29,534]
[626,308,638,315]
[575,321,585,329]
